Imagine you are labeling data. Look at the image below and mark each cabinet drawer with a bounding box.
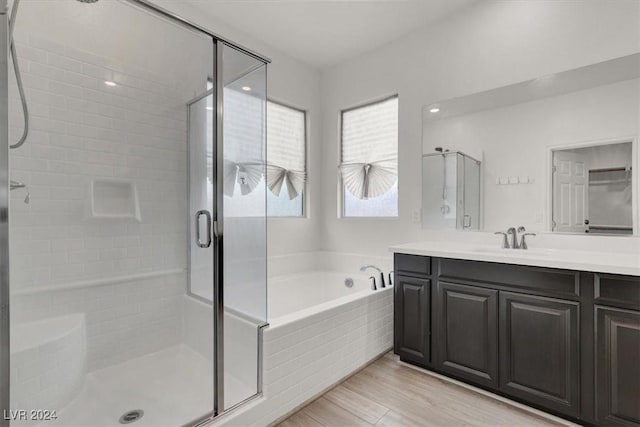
[395,254,431,276]
[595,274,640,311]
[439,258,580,298]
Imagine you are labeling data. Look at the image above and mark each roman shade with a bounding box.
[340,96,398,200]
[223,88,265,197]
[266,102,306,200]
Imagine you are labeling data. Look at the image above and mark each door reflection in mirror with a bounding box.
[552,142,633,235]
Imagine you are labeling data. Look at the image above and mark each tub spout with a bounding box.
[360,265,385,288]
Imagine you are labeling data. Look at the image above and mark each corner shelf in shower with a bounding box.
[85,179,142,222]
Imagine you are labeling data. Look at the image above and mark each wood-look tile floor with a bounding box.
[277,353,567,427]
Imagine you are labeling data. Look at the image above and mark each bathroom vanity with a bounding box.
[391,244,640,426]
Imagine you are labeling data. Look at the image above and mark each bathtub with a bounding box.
[268,271,382,324]
[221,267,394,426]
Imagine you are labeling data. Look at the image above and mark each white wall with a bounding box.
[153,0,324,258]
[319,0,640,255]
[423,79,639,232]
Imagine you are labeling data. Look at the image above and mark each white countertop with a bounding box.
[390,241,640,276]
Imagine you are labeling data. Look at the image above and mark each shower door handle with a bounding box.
[196,210,212,248]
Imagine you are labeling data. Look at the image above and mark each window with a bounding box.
[340,96,398,217]
[266,101,307,217]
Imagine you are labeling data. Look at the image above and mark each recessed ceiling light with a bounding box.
[429,107,440,113]
[104,81,117,87]
[206,107,213,111]
[241,86,251,91]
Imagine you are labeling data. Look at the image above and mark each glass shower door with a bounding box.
[188,42,267,417]
[187,91,216,421]
[189,92,215,304]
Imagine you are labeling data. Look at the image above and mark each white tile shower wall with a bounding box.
[8,35,194,290]
[11,272,185,371]
[218,287,394,427]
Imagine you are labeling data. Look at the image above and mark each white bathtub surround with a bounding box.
[390,230,640,275]
[10,314,86,419]
[11,271,185,371]
[215,279,393,427]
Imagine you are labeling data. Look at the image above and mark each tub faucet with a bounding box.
[360,265,385,288]
[369,276,377,291]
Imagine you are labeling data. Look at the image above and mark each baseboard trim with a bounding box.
[398,358,580,427]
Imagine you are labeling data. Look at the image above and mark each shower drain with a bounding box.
[119,410,144,424]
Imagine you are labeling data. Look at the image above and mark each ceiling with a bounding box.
[182,0,477,69]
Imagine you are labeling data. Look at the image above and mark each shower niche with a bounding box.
[422,151,481,230]
[85,179,142,221]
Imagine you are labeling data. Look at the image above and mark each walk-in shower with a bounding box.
[0,0,268,425]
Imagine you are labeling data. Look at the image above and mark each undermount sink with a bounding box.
[471,247,558,257]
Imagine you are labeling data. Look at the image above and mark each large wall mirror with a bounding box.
[421,53,639,236]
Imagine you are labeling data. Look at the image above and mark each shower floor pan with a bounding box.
[27,345,251,427]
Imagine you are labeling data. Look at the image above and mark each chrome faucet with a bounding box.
[496,226,536,249]
[518,226,536,250]
[494,231,509,248]
[360,265,385,288]
[507,227,519,249]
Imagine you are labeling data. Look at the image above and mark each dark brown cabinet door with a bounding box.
[499,292,580,417]
[435,281,498,387]
[395,275,430,366]
[596,306,640,426]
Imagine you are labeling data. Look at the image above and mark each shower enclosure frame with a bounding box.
[0,0,270,424]
[1,1,10,424]
[185,59,269,425]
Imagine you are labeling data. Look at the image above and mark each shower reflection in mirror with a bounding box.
[422,149,482,231]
